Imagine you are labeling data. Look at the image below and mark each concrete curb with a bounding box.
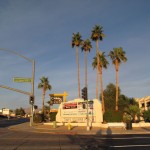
[8,123,150,135]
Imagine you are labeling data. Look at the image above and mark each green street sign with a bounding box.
[13,77,32,83]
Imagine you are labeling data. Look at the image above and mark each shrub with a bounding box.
[123,113,132,123]
[124,105,140,123]
[103,110,123,122]
[50,112,57,121]
[33,114,42,123]
[143,110,150,122]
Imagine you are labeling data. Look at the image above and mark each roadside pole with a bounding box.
[0,49,35,127]
[86,100,90,131]
[30,60,35,126]
[30,104,34,126]
[30,105,32,126]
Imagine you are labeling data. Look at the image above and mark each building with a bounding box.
[136,96,150,111]
[0,109,2,114]
[2,108,10,116]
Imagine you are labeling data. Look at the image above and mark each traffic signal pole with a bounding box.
[0,49,35,127]
[30,60,35,126]
[86,100,90,131]
[29,95,35,126]
[81,87,90,131]
[30,104,33,126]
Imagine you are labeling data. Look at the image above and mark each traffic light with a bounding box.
[82,87,88,100]
[29,95,34,105]
[34,105,38,109]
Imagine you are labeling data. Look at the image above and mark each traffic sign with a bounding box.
[13,77,32,83]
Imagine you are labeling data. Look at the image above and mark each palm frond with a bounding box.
[71,32,82,48]
[91,25,104,41]
[109,47,127,66]
[38,76,52,91]
[81,39,92,52]
[92,51,109,69]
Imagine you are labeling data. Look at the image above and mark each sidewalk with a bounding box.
[9,122,150,135]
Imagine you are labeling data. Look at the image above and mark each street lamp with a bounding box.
[0,48,35,126]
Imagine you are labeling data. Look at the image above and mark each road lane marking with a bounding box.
[96,137,150,140]
[110,145,150,148]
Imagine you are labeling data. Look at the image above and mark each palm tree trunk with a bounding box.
[115,60,119,111]
[76,46,81,98]
[99,67,105,113]
[96,40,99,99]
[49,104,51,121]
[84,51,88,99]
[42,89,45,114]
[96,67,98,99]
[85,51,88,87]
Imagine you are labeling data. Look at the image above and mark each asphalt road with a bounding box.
[0,119,150,150]
[0,117,29,128]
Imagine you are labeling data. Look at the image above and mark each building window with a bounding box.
[147,102,150,107]
[141,103,145,107]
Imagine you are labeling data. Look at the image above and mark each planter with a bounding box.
[53,121,57,128]
[126,121,132,130]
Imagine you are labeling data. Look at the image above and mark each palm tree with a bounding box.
[81,39,92,95]
[109,47,127,111]
[92,52,109,113]
[38,76,52,114]
[72,32,82,98]
[91,25,105,99]
[124,105,141,123]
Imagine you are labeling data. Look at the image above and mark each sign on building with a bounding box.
[2,109,10,115]
[56,99,103,123]
[49,92,68,105]
[62,101,94,118]
[51,96,63,104]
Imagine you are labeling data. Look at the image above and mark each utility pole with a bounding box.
[81,87,90,131]
[0,48,35,126]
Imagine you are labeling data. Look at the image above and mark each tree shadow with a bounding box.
[0,118,29,128]
[141,127,150,131]
[66,128,115,150]
[95,129,102,135]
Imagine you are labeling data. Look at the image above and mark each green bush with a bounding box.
[50,112,57,121]
[103,110,123,122]
[33,114,43,123]
[123,113,132,123]
[143,110,150,122]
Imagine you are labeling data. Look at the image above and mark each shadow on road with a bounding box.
[66,127,115,150]
[141,127,150,131]
[0,118,29,128]
[106,127,112,135]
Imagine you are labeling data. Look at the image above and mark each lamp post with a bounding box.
[0,48,35,126]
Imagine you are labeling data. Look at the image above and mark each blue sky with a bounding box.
[0,0,150,110]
